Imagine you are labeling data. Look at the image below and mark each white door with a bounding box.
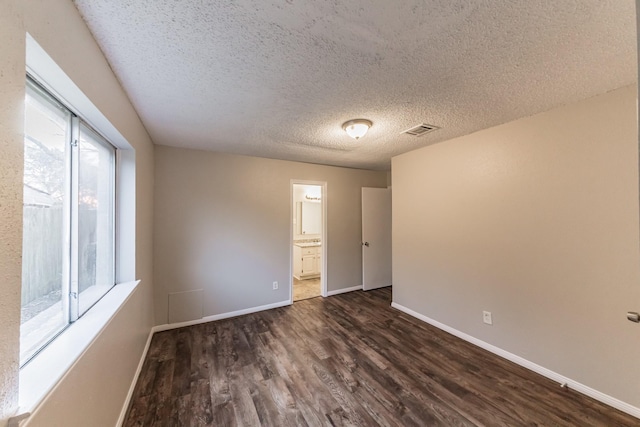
[362,187,392,291]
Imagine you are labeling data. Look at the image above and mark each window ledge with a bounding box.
[18,280,141,415]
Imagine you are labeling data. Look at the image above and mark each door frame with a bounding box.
[290,179,328,304]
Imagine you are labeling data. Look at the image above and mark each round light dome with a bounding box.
[342,119,372,140]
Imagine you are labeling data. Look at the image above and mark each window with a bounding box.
[20,77,116,366]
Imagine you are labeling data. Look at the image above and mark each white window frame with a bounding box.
[18,33,141,417]
[21,76,118,366]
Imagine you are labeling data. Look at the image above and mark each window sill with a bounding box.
[18,280,140,415]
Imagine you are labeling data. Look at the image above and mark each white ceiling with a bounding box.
[72,0,637,171]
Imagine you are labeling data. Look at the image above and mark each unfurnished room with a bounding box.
[1,1,640,426]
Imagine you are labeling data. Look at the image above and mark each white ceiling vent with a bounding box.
[402,123,439,137]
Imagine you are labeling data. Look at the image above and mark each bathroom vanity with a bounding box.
[293,242,322,279]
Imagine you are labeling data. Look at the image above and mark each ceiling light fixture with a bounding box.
[342,119,372,140]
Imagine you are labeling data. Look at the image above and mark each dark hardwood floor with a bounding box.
[124,288,638,426]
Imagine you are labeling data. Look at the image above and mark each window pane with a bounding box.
[21,81,71,365]
[77,124,115,315]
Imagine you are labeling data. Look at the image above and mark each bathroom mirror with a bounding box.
[300,201,321,235]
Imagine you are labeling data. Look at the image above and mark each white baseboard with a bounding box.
[327,285,362,296]
[363,284,391,291]
[153,299,291,333]
[390,302,640,419]
[116,330,154,426]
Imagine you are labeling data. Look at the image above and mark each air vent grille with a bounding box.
[402,123,439,137]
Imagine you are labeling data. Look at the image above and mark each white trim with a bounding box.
[27,34,137,286]
[327,285,362,296]
[391,302,640,420]
[320,183,327,298]
[290,180,328,302]
[116,328,155,426]
[26,34,131,150]
[19,281,141,423]
[153,300,291,333]
[363,283,392,291]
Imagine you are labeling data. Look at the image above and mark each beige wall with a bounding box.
[0,0,155,425]
[392,85,640,407]
[154,146,387,324]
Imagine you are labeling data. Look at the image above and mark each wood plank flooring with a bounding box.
[124,288,638,426]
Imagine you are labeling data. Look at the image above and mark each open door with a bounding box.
[362,187,392,290]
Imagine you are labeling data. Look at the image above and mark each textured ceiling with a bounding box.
[72,0,636,170]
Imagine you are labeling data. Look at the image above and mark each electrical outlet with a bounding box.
[483,311,493,325]
[272,281,279,290]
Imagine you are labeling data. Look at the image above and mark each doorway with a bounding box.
[291,181,327,302]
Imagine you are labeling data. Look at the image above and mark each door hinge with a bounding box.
[70,292,77,299]
[71,139,78,147]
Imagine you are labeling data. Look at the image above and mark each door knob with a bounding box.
[627,312,640,323]
[362,242,370,247]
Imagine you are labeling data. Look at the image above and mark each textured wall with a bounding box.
[154,146,387,324]
[0,1,25,423]
[392,85,640,407]
[0,0,156,426]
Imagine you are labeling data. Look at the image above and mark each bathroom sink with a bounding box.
[295,242,321,247]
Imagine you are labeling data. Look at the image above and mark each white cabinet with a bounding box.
[293,244,322,279]
[302,254,316,274]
